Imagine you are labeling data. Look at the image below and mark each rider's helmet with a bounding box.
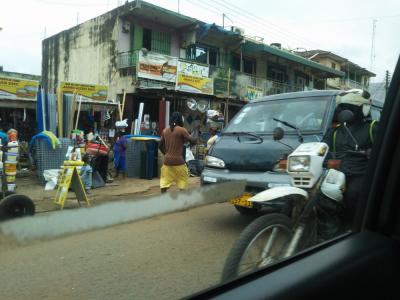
[336,89,372,119]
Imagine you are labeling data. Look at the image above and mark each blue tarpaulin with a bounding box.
[197,23,241,39]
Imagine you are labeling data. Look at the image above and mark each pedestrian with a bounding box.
[80,153,93,194]
[159,112,197,193]
[206,126,219,152]
[113,131,127,178]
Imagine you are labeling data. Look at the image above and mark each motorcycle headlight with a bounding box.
[205,156,226,169]
[288,155,310,172]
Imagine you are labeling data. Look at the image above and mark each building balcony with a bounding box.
[116,50,312,101]
[340,78,366,90]
[117,50,139,69]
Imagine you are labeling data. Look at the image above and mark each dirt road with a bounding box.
[0,202,257,300]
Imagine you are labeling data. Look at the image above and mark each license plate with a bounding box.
[229,193,253,208]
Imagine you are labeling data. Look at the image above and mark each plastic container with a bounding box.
[7,141,19,153]
[6,175,15,183]
[5,161,17,175]
[6,153,18,161]
[7,183,16,192]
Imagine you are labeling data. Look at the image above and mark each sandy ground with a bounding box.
[0,201,256,300]
[13,171,201,213]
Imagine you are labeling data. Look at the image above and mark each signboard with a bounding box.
[137,51,177,83]
[0,76,39,100]
[59,82,108,102]
[176,61,213,95]
[244,86,264,101]
[54,163,90,210]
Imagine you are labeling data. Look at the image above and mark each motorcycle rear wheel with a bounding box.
[221,213,293,283]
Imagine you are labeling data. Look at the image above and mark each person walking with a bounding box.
[113,131,127,178]
[159,112,197,193]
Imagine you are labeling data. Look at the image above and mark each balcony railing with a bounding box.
[117,50,139,69]
[340,79,366,90]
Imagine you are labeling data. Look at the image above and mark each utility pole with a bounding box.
[370,19,377,71]
[385,70,391,96]
[178,0,180,13]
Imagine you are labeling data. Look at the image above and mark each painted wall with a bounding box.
[42,8,127,100]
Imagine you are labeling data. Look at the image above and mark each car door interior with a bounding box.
[188,56,400,300]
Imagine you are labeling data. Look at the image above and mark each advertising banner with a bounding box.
[176,61,213,95]
[59,82,108,102]
[0,76,39,100]
[137,51,177,83]
[244,86,264,101]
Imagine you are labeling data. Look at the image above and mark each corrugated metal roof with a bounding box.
[244,43,345,78]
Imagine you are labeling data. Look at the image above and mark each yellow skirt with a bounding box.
[160,164,189,190]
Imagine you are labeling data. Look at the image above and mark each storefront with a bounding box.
[0,76,39,142]
[57,81,119,144]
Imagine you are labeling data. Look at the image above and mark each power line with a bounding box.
[288,13,400,24]
[190,0,315,48]
[214,0,320,47]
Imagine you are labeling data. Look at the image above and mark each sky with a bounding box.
[0,0,399,83]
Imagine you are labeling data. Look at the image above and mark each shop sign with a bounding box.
[0,76,39,100]
[244,86,264,101]
[176,61,213,95]
[59,82,108,102]
[137,51,177,83]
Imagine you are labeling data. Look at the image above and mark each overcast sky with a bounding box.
[1,0,399,82]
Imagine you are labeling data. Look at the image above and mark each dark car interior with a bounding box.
[188,56,400,300]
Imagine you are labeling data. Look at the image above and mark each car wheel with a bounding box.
[0,194,35,221]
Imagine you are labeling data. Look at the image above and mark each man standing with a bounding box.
[159,112,197,193]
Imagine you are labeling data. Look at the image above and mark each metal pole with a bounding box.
[41,88,46,131]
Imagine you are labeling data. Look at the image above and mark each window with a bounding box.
[187,44,219,65]
[231,55,256,74]
[142,28,152,51]
[269,67,286,82]
[142,28,171,55]
[331,62,336,69]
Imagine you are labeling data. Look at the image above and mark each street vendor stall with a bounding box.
[0,76,39,142]
[56,81,119,145]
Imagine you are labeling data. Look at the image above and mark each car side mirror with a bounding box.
[338,110,354,124]
[273,127,284,141]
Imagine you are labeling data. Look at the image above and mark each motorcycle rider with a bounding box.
[318,89,378,239]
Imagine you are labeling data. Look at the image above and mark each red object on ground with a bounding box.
[86,142,109,156]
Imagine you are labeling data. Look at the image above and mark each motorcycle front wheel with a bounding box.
[221,213,293,283]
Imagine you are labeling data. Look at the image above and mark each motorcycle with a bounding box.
[221,110,368,282]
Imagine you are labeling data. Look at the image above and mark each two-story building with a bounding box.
[42,0,343,138]
[295,50,375,90]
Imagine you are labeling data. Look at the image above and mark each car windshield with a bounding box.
[224,96,331,134]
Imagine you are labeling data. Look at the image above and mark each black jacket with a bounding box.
[323,120,378,176]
